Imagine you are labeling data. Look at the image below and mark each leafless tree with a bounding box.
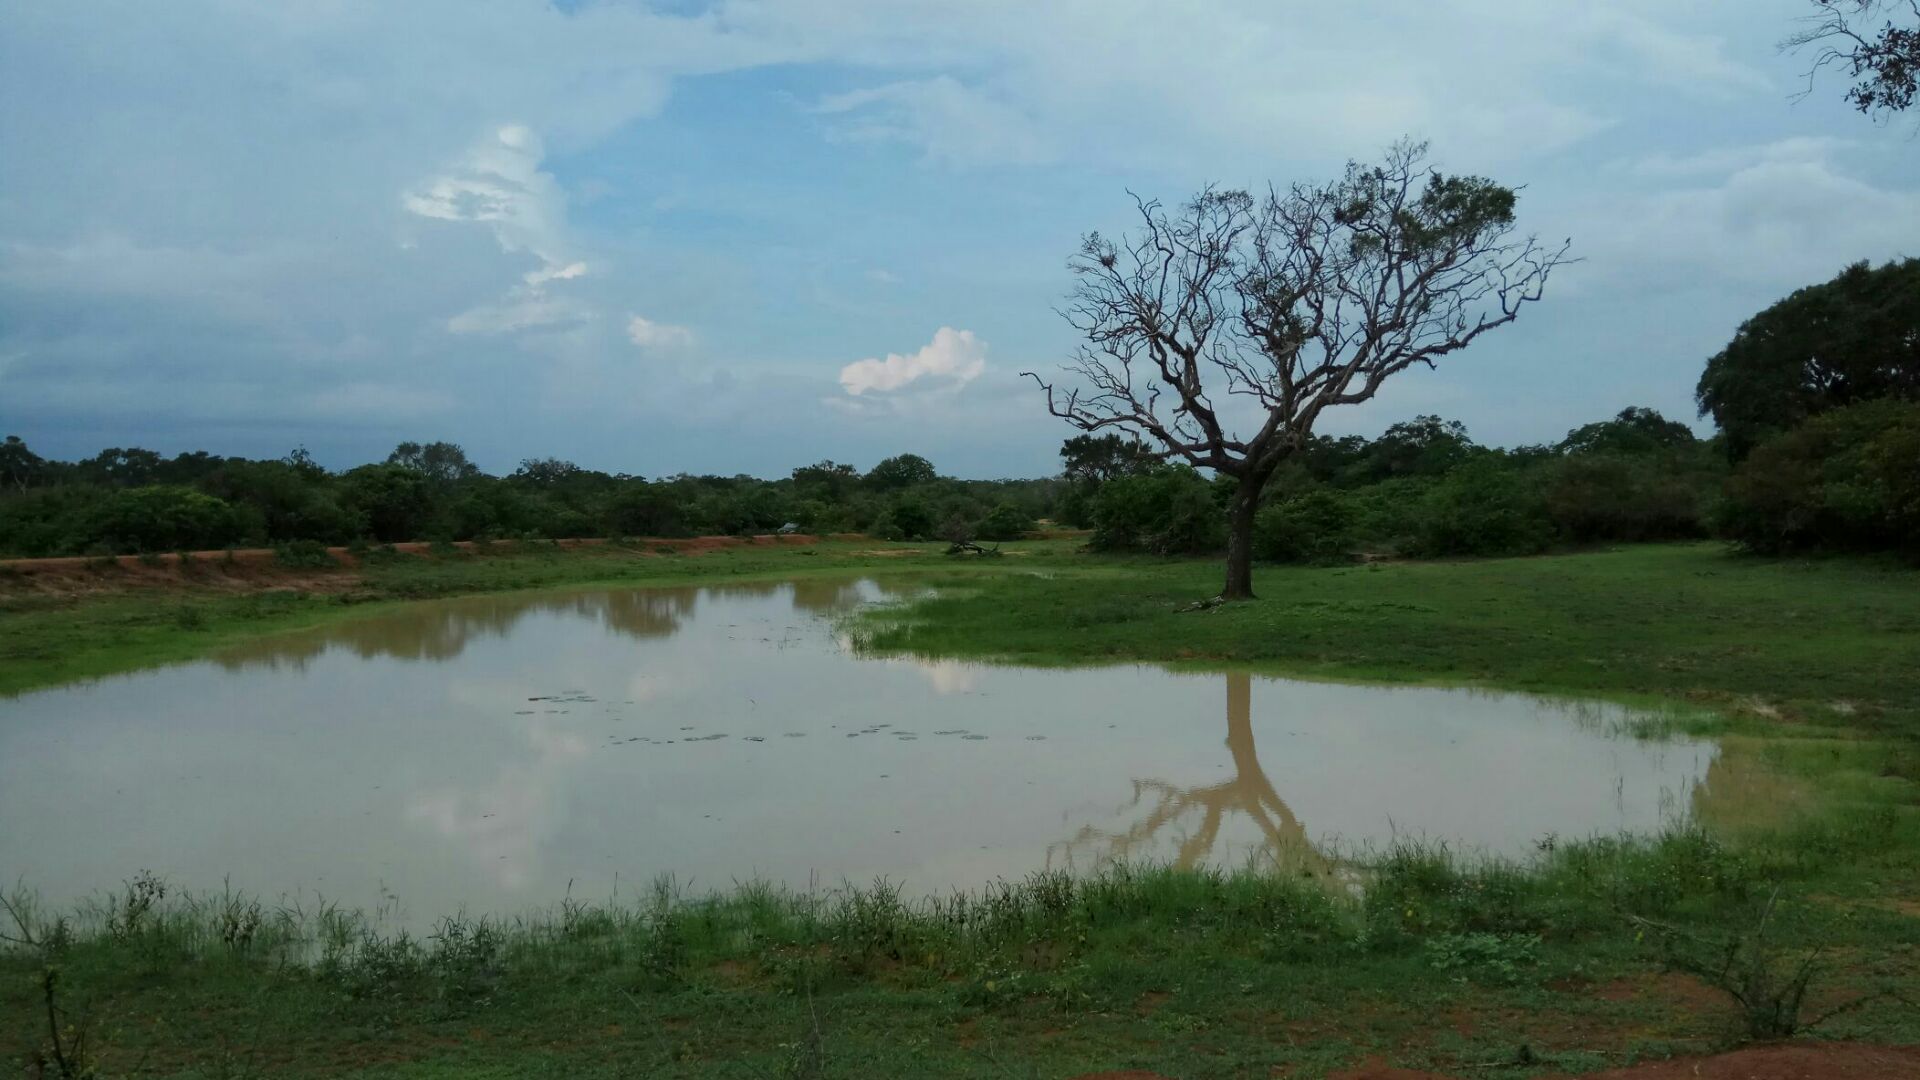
[1026,141,1570,599]
[1788,1,1920,116]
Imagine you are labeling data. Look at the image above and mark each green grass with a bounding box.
[3,540,1920,1076]
[852,543,1920,740]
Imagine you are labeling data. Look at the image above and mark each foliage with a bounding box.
[864,453,937,491]
[1253,489,1357,563]
[1789,0,1920,116]
[1088,467,1224,555]
[1696,258,1920,459]
[1717,398,1920,557]
[976,503,1035,541]
[79,486,240,555]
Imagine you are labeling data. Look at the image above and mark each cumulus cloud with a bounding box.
[408,125,600,338]
[626,314,695,349]
[838,327,987,397]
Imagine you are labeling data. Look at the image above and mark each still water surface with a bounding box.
[1,579,1724,923]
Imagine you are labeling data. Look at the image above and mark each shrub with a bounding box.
[1254,489,1357,562]
[1089,467,1223,555]
[1716,399,1920,557]
[273,539,337,568]
[1543,454,1708,543]
[1406,460,1553,557]
[81,486,242,553]
[976,503,1035,541]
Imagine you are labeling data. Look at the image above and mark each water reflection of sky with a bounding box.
[0,579,1732,927]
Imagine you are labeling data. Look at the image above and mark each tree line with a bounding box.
[0,443,1055,558]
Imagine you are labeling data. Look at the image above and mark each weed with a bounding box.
[107,871,166,943]
[272,540,335,569]
[1424,932,1540,985]
[1631,888,1904,1041]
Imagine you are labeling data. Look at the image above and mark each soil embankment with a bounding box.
[0,533,822,598]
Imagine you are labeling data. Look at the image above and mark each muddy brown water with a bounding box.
[0,579,1734,926]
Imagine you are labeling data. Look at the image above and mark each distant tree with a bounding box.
[977,503,1037,541]
[84,486,241,553]
[1059,434,1159,486]
[80,447,163,487]
[888,497,936,539]
[387,441,480,485]
[1,435,46,492]
[512,457,586,488]
[1029,141,1568,598]
[791,460,860,500]
[1361,416,1478,480]
[342,463,434,542]
[1557,406,1697,456]
[1788,1,1920,116]
[283,447,329,480]
[866,453,937,491]
[1696,259,1920,459]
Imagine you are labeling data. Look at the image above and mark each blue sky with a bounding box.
[2,1,1916,478]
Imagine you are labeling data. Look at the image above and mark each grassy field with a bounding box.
[2,539,1918,1077]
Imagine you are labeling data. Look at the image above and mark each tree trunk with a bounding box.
[1222,487,1259,600]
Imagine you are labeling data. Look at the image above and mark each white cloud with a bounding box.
[838,326,987,396]
[404,125,571,267]
[407,125,599,338]
[815,76,1052,166]
[626,314,695,349]
[448,294,592,336]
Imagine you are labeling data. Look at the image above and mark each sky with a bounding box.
[2,1,1917,479]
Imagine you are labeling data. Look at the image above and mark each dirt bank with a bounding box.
[0,534,821,598]
[1070,1042,1920,1080]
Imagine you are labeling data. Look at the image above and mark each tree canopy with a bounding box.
[1696,258,1920,459]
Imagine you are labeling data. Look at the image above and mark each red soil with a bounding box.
[1069,1042,1920,1080]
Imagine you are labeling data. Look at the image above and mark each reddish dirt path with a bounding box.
[1071,1042,1920,1080]
[0,534,821,597]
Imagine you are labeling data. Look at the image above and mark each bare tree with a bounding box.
[1026,141,1569,599]
[1788,1,1920,116]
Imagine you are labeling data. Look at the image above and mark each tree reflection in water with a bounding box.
[1052,671,1335,878]
[213,578,910,672]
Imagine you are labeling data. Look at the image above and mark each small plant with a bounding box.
[1633,888,1891,1040]
[173,605,208,630]
[272,540,335,569]
[137,549,165,567]
[107,870,166,942]
[1424,932,1539,985]
[345,537,372,559]
[215,885,263,954]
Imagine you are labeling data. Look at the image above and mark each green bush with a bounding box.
[273,539,337,568]
[1717,399,1920,556]
[81,486,242,554]
[1253,489,1357,563]
[1543,454,1708,543]
[1089,467,1223,555]
[976,503,1035,541]
[1406,460,1553,557]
